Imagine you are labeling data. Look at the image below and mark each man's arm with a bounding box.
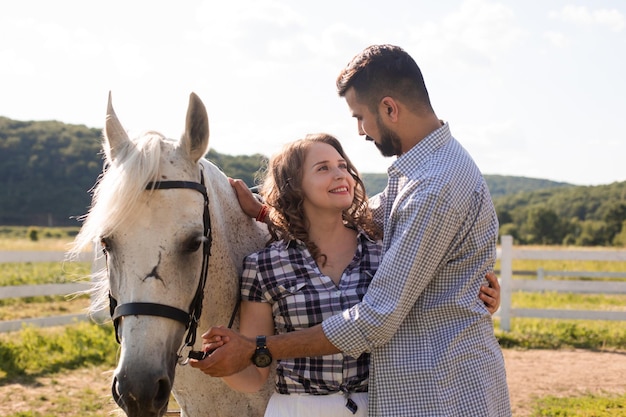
[198,271,500,378]
[228,176,499,313]
[200,193,452,376]
[196,324,339,377]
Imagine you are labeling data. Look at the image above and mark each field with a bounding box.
[1,330,624,417]
[1,228,625,416]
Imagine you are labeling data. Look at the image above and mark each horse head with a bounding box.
[70,93,270,417]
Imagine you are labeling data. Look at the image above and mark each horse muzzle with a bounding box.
[112,357,177,417]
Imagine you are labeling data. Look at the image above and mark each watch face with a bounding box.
[253,336,272,367]
[254,352,272,368]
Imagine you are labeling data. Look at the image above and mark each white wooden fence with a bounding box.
[0,250,102,333]
[2,239,626,333]
[498,235,626,331]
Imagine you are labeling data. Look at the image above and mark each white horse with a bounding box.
[69,93,272,417]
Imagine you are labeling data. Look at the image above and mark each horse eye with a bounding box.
[101,237,112,252]
[183,236,204,253]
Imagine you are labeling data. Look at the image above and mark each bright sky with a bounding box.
[1,0,624,186]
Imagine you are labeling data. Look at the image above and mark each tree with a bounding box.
[612,220,626,247]
[602,202,626,244]
[575,220,608,246]
[499,223,519,243]
[2,115,626,248]
[523,206,562,245]
[497,209,513,226]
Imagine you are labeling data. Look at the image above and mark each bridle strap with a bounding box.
[147,180,207,198]
[108,170,213,359]
[112,302,190,326]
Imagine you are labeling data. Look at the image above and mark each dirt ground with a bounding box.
[503,348,626,416]
[1,348,625,416]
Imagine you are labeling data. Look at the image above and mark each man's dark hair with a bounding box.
[336,44,433,114]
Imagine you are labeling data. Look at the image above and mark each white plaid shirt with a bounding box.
[241,230,382,396]
[323,123,511,416]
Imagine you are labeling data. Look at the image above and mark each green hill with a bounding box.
[483,174,572,199]
[493,180,626,246]
[0,117,103,226]
[361,173,572,198]
[1,116,624,246]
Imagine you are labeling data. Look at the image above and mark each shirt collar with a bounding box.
[388,121,452,177]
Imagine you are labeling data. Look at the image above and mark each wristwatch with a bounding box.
[251,335,272,368]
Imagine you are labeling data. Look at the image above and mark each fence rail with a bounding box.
[2,241,626,333]
[498,235,626,331]
[1,283,92,299]
[0,250,93,263]
[0,250,100,333]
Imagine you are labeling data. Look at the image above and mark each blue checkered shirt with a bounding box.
[323,123,511,416]
[241,230,382,395]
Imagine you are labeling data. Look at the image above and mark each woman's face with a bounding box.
[300,142,355,216]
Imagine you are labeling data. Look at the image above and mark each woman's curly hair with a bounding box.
[258,133,382,265]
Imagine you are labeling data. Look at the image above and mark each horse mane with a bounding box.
[69,131,166,256]
[68,131,168,314]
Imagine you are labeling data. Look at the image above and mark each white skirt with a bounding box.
[264,392,368,417]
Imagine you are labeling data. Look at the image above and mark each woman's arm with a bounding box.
[194,301,274,392]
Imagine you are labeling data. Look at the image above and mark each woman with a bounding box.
[193,133,500,416]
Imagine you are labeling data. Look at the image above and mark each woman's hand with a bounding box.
[189,326,254,377]
[480,272,501,315]
[228,178,264,220]
[200,333,228,357]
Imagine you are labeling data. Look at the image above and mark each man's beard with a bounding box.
[372,116,402,157]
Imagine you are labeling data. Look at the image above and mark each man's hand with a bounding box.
[480,272,501,314]
[228,178,264,220]
[189,326,256,377]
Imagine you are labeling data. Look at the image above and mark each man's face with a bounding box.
[374,113,403,157]
[345,87,402,157]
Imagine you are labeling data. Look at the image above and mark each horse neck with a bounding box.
[198,159,268,325]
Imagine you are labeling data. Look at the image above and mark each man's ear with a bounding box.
[380,96,399,122]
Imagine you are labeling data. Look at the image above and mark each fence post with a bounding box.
[537,268,544,281]
[500,235,513,331]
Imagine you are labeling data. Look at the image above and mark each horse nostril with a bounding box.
[154,377,172,410]
[111,376,123,408]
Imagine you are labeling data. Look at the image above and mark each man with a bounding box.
[194,44,511,416]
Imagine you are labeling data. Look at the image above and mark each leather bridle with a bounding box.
[107,171,213,364]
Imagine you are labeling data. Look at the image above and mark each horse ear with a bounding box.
[182,92,210,163]
[104,91,131,162]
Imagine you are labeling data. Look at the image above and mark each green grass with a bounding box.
[0,261,92,320]
[3,320,623,417]
[2,236,625,352]
[2,228,626,416]
[3,373,115,417]
[495,318,626,350]
[0,226,80,240]
[0,226,81,251]
[0,261,91,286]
[491,255,626,351]
[0,298,91,321]
[530,393,626,416]
[1,361,116,417]
[1,318,623,382]
[0,322,118,381]
[512,291,626,311]
[497,257,626,275]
